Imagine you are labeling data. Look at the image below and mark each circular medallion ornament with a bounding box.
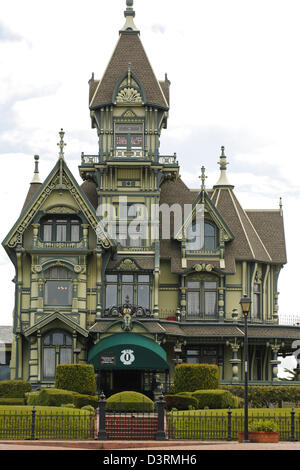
[120,349,135,365]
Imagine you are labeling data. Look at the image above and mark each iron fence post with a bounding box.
[291,408,295,442]
[227,407,232,441]
[97,392,107,440]
[156,393,166,441]
[31,407,36,441]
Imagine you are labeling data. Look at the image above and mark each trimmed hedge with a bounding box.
[73,393,98,409]
[55,364,96,396]
[106,391,154,412]
[0,380,32,398]
[192,389,238,409]
[0,398,25,406]
[27,388,98,409]
[165,394,199,411]
[221,385,300,408]
[174,364,219,393]
[26,391,40,406]
[38,389,78,407]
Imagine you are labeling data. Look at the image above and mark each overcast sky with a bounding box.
[1,0,299,375]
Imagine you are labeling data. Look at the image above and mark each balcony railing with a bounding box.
[159,154,178,165]
[81,153,98,165]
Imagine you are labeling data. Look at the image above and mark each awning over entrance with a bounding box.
[88,333,169,371]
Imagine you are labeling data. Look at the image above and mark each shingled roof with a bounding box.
[157,171,286,273]
[89,32,169,110]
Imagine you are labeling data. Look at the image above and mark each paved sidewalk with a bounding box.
[0,440,300,451]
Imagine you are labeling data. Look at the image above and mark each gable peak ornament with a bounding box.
[57,128,67,160]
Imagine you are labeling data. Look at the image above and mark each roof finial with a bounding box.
[199,166,207,191]
[31,155,41,183]
[120,0,139,33]
[213,146,233,188]
[279,197,283,216]
[57,128,67,160]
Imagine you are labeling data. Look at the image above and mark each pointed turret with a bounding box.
[89,0,169,111]
[22,155,42,212]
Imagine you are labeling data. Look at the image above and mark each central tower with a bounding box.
[79,0,179,316]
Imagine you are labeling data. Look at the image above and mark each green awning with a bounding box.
[88,333,169,371]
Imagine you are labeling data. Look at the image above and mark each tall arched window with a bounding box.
[186,221,218,250]
[44,267,73,306]
[43,331,72,379]
[40,216,81,242]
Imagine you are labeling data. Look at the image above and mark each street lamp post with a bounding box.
[240,294,252,443]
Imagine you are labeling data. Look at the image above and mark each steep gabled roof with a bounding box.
[211,187,274,262]
[89,32,169,110]
[2,157,114,254]
[246,209,287,264]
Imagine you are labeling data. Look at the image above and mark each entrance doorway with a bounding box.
[113,370,142,393]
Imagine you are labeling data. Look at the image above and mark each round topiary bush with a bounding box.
[192,389,238,409]
[164,394,198,411]
[106,391,154,412]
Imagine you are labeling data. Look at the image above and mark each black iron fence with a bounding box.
[167,408,299,441]
[0,408,95,440]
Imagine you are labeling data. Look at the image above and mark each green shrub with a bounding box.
[0,398,25,406]
[55,364,96,396]
[73,393,98,409]
[81,405,95,413]
[192,389,238,409]
[164,394,199,411]
[61,403,76,408]
[173,364,219,393]
[0,380,32,398]
[221,385,300,408]
[38,388,78,407]
[106,391,154,412]
[249,420,278,432]
[26,388,98,409]
[26,391,41,406]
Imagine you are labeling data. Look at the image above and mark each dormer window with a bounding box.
[40,216,81,242]
[186,221,218,251]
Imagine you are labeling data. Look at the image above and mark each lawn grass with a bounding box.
[0,405,95,440]
[167,408,300,417]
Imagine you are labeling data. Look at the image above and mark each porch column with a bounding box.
[270,342,281,381]
[96,247,103,321]
[227,339,241,382]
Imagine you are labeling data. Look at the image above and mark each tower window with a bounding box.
[115,123,143,152]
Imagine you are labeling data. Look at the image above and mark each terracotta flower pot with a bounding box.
[238,431,279,443]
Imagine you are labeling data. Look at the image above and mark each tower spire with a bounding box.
[120,0,139,33]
